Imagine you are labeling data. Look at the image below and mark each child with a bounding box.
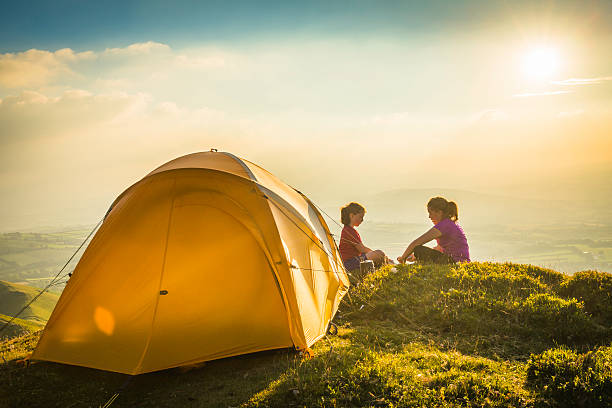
[339,202,388,271]
[397,197,470,264]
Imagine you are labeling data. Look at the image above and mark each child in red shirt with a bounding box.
[339,202,388,271]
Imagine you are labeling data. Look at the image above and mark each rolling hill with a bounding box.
[0,280,59,339]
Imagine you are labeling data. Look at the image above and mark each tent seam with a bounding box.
[133,176,177,374]
[220,151,258,181]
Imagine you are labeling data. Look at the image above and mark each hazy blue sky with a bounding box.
[3,1,611,51]
[1,0,611,230]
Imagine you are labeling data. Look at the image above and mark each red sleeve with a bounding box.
[344,227,362,246]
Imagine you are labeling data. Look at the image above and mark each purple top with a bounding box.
[434,218,470,262]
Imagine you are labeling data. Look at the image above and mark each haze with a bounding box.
[1,0,611,233]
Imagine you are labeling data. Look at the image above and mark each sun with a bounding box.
[521,46,560,79]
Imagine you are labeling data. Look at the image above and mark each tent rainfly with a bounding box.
[32,151,349,374]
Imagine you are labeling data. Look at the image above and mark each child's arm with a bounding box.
[397,227,442,263]
[354,242,374,254]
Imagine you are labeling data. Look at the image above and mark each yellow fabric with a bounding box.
[33,154,349,374]
[146,151,251,179]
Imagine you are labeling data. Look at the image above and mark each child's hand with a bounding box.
[397,254,415,263]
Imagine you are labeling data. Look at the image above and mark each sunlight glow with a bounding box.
[521,46,560,79]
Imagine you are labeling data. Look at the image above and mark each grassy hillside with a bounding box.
[0,314,42,340]
[0,280,59,340]
[1,262,611,407]
[0,280,59,322]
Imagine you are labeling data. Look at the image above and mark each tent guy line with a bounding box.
[0,218,103,338]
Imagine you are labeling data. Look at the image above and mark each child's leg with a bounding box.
[343,255,362,272]
[413,245,454,264]
[366,249,387,266]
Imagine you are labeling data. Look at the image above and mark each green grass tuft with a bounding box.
[526,345,612,407]
[558,270,612,327]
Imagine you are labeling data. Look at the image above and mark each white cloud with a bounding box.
[0,89,152,143]
[174,54,227,69]
[0,87,237,150]
[5,90,51,104]
[551,76,612,86]
[54,48,96,62]
[103,41,171,56]
[513,90,571,98]
[0,48,93,88]
[0,42,172,89]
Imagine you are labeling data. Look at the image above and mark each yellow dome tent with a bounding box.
[32,151,349,374]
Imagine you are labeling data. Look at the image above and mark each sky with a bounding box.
[1,0,611,231]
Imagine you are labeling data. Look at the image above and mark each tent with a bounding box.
[32,151,349,374]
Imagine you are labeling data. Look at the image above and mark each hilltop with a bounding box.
[1,262,611,407]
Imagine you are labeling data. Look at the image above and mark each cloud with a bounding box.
[1,90,50,105]
[551,76,612,86]
[174,54,227,69]
[0,89,150,143]
[0,48,94,88]
[513,90,571,98]
[0,42,172,89]
[103,41,171,57]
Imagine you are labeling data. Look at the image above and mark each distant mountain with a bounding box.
[0,280,59,339]
[358,188,612,227]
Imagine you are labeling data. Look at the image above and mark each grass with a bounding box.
[1,262,611,407]
[0,314,42,340]
[0,280,59,323]
[526,345,612,408]
[0,280,57,341]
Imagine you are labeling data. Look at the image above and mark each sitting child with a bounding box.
[338,202,388,271]
[397,197,470,264]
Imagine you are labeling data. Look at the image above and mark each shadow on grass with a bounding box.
[1,344,298,408]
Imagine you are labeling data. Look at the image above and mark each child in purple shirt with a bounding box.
[397,197,470,264]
